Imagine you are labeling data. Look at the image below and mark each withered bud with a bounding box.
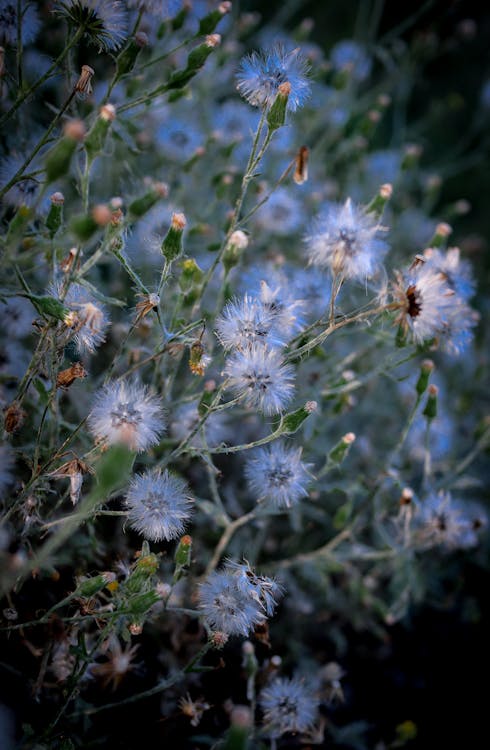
[230,705,252,728]
[368,109,381,123]
[171,212,186,230]
[278,80,291,97]
[210,631,229,648]
[426,174,442,190]
[305,400,318,413]
[428,384,438,396]
[111,207,123,226]
[129,623,143,636]
[377,93,391,107]
[63,119,86,141]
[135,292,160,322]
[60,247,80,274]
[380,183,393,199]
[74,64,95,96]
[111,196,123,209]
[50,191,65,205]
[228,230,248,249]
[294,145,309,185]
[135,31,148,47]
[154,181,169,198]
[421,359,435,373]
[400,487,414,506]
[436,222,452,238]
[189,340,209,376]
[4,401,27,433]
[205,33,221,47]
[100,103,116,122]
[219,1,232,13]
[91,204,113,226]
[204,379,216,392]
[454,200,471,215]
[404,143,423,159]
[56,362,88,389]
[342,431,356,444]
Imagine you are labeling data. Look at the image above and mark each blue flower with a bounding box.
[88,380,165,452]
[125,469,193,542]
[306,198,389,281]
[260,676,319,737]
[224,345,295,415]
[245,441,310,509]
[236,44,311,112]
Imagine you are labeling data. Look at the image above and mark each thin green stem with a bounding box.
[0,26,85,128]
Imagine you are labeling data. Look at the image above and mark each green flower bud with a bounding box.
[267,81,291,131]
[45,192,64,237]
[173,534,192,583]
[281,401,317,434]
[415,359,434,395]
[198,2,231,35]
[328,432,356,466]
[162,212,186,261]
[84,104,116,160]
[422,384,438,420]
[115,33,147,79]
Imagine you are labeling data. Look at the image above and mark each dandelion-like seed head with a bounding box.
[393,261,476,352]
[224,345,295,415]
[88,380,165,452]
[236,44,311,112]
[413,492,487,551]
[306,198,389,281]
[55,1,128,52]
[215,294,282,352]
[198,562,281,637]
[260,676,319,737]
[245,441,310,508]
[125,469,193,542]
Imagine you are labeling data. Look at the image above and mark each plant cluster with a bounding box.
[0,1,488,748]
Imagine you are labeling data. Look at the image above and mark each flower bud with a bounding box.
[84,104,116,160]
[366,183,393,217]
[198,4,230,35]
[293,145,309,185]
[162,212,186,261]
[45,192,65,237]
[428,222,453,248]
[173,534,192,583]
[45,122,85,183]
[115,34,147,79]
[422,384,438,420]
[267,81,291,131]
[281,401,317,434]
[223,229,248,273]
[77,572,116,597]
[415,359,434,395]
[128,186,165,218]
[3,401,27,433]
[328,432,356,465]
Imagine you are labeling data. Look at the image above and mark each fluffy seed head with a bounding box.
[224,345,295,415]
[260,676,319,737]
[125,469,193,542]
[306,198,389,281]
[245,442,310,508]
[236,44,311,112]
[88,380,165,452]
